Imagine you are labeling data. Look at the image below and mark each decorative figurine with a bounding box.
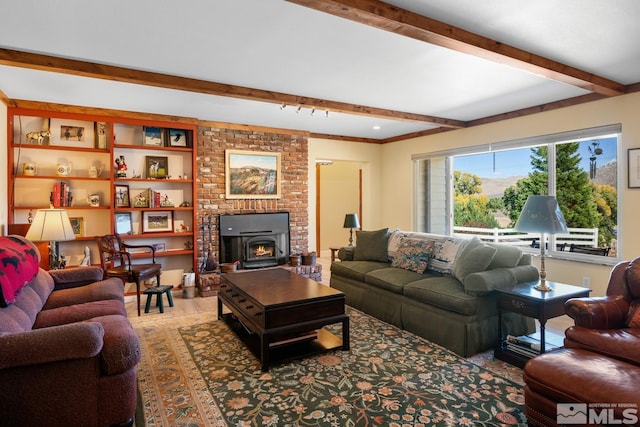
[115,155,128,178]
[80,246,91,266]
[160,194,174,207]
[28,209,34,224]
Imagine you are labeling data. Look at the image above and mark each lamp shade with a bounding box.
[343,213,360,229]
[25,209,76,242]
[514,196,568,234]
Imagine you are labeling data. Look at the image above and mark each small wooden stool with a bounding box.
[143,285,174,313]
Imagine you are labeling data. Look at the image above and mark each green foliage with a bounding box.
[501,143,616,246]
[592,184,618,246]
[453,171,499,228]
[454,171,482,195]
[454,194,500,228]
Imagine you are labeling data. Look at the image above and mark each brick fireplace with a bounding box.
[196,124,309,270]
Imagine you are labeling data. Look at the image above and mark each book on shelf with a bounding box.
[505,333,561,353]
[505,343,540,358]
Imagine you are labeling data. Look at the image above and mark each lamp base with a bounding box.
[534,280,553,292]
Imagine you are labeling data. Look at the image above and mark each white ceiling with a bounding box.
[1,0,638,141]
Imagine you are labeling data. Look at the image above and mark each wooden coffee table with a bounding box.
[218,268,349,371]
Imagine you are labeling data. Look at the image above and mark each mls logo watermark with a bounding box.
[557,403,638,424]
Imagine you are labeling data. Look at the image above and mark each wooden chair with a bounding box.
[96,234,163,316]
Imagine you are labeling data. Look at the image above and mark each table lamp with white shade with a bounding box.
[25,208,76,269]
[514,195,568,292]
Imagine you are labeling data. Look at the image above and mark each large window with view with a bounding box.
[415,125,619,261]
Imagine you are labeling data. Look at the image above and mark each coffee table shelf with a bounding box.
[218,268,349,371]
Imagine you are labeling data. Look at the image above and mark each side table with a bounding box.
[495,280,590,368]
[329,247,340,262]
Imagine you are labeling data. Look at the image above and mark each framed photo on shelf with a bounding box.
[142,211,173,233]
[145,156,169,179]
[115,212,133,235]
[115,184,130,208]
[628,148,640,188]
[143,127,164,146]
[49,119,95,148]
[225,149,281,199]
[168,129,189,147]
[152,243,166,252]
[69,217,84,237]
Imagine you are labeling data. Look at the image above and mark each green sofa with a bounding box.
[330,229,538,357]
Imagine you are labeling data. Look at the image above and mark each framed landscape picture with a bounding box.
[225,149,281,199]
[142,211,173,233]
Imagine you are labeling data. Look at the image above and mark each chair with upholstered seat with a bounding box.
[96,234,163,316]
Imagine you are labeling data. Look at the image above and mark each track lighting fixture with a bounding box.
[279,104,330,119]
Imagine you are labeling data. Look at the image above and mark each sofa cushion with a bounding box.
[452,237,497,282]
[364,267,427,294]
[330,260,389,282]
[404,276,480,316]
[0,236,41,307]
[391,237,435,273]
[627,300,640,328]
[387,229,407,260]
[43,278,124,310]
[354,228,390,262]
[33,300,127,329]
[487,243,523,269]
[428,237,468,274]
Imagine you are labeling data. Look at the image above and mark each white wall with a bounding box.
[380,92,640,296]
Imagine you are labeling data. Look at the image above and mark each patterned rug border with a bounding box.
[135,309,526,426]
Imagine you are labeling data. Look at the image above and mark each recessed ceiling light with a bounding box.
[372,125,381,130]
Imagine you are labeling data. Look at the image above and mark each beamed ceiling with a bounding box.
[1,0,639,143]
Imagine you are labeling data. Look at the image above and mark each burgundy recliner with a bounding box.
[564,257,640,365]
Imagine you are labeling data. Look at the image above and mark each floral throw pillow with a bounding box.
[428,237,468,275]
[391,237,435,274]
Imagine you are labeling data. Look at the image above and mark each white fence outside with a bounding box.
[453,226,599,248]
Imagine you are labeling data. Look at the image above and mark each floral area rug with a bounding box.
[135,308,527,426]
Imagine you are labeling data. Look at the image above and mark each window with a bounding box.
[414,125,620,261]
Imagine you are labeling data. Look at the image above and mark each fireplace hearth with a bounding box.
[219,213,290,269]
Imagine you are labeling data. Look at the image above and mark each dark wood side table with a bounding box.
[329,247,341,262]
[495,281,590,368]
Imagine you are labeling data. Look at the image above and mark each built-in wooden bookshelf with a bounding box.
[7,107,197,289]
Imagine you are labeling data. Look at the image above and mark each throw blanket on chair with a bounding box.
[0,236,40,307]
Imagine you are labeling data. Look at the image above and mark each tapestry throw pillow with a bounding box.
[387,229,408,261]
[452,237,498,282]
[391,237,435,274]
[428,237,468,274]
[354,228,390,262]
[0,236,40,307]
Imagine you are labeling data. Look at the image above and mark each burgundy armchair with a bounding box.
[564,257,640,366]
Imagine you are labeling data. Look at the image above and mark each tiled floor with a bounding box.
[126,253,571,334]
[126,254,332,327]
